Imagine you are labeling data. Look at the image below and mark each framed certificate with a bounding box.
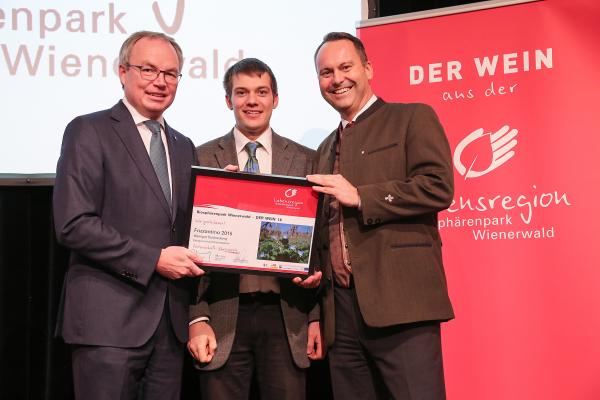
[186,166,323,277]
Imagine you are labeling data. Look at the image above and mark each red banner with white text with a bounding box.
[359,1,600,399]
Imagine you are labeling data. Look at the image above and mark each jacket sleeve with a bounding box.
[189,274,211,321]
[357,104,454,225]
[53,116,160,286]
[308,301,320,323]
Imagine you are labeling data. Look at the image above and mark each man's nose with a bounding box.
[246,92,258,104]
[153,71,168,86]
[333,70,347,85]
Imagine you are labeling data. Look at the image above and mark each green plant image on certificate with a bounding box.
[257,222,312,263]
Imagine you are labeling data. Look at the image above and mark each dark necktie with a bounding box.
[244,142,261,173]
[143,120,172,208]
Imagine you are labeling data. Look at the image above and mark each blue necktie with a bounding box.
[244,142,261,173]
[143,120,172,208]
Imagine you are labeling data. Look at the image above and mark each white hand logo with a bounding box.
[453,125,519,179]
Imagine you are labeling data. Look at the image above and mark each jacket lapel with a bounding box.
[164,121,179,222]
[325,129,338,176]
[322,131,337,216]
[355,97,385,124]
[110,101,173,220]
[271,130,293,175]
[321,98,384,216]
[215,130,239,169]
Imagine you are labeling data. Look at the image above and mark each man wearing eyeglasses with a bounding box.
[53,31,203,400]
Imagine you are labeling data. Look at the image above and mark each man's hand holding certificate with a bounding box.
[187,167,323,278]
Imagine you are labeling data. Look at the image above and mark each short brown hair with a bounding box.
[223,58,278,98]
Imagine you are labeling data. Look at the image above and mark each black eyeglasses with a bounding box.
[126,64,182,84]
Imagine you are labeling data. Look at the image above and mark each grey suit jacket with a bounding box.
[190,129,318,369]
[53,100,198,346]
[314,99,455,346]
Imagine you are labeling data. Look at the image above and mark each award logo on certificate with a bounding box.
[186,167,323,277]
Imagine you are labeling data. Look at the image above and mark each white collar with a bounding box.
[341,94,378,128]
[233,126,272,156]
[122,97,165,129]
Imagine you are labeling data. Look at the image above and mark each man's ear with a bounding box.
[118,64,127,89]
[365,61,374,81]
[225,95,233,110]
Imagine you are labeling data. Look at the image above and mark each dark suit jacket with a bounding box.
[53,100,198,347]
[314,99,455,346]
[189,130,318,369]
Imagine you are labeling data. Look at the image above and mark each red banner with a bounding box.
[359,1,600,399]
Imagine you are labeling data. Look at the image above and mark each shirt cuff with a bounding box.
[189,316,209,326]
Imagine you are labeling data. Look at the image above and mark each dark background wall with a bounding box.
[0,1,482,398]
[369,0,481,17]
[0,181,72,399]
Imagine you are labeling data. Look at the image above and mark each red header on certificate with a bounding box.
[193,175,318,218]
[187,168,323,277]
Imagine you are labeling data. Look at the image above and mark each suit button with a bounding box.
[172,227,176,232]
[344,243,348,248]
[367,218,373,224]
[375,218,381,224]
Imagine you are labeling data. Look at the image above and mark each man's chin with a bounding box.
[324,95,345,107]
[328,101,350,115]
[144,101,171,114]
[240,121,266,132]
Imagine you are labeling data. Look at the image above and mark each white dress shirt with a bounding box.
[341,94,378,128]
[233,126,280,294]
[122,97,173,196]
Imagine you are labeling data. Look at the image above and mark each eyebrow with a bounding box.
[134,61,157,68]
[138,61,179,73]
[234,86,271,91]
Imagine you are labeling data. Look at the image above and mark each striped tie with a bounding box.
[244,142,261,173]
[144,120,172,208]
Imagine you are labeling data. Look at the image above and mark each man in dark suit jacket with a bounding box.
[187,58,323,400]
[53,31,203,400]
[308,32,455,399]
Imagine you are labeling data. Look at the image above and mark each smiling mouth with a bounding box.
[147,92,167,99]
[244,110,262,115]
[330,87,352,95]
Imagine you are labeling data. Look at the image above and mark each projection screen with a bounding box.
[1,0,361,174]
